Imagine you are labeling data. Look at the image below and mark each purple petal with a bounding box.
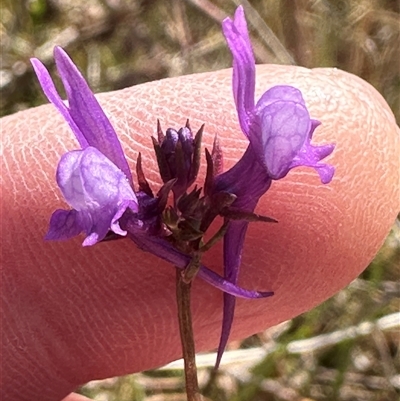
[45,209,88,241]
[232,6,253,50]
[81,209,111,246]
[222,6,255,134]
[316,163,335,184]
[249,87,312,179]
[30,58,88,148]
[309,119,321,139]
[285,117,335,184]
[53,47,132,183]
[256,85,307,109]
[290,141,336,184]
[54,147,138,245]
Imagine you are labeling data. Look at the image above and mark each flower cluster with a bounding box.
[31,5,334,368]
[31,46,273,300]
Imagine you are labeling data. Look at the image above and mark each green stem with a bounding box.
[182,252,201,284]
[176,268,202,401]
[199,220,229,253]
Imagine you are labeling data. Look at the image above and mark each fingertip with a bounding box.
[2,65,399,398]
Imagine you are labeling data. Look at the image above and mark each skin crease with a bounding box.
[1,64,399,401]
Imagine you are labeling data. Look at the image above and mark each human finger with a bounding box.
[1,65,399,401]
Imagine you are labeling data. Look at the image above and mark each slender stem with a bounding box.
[199,220,229,253]
[176,268,202,401]
[182,252,201,283]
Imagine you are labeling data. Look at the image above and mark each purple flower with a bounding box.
[31,46,273,300]
[31,47,138,246]
[213,6,335,367]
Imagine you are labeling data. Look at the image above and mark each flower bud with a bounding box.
[153,121,203,198]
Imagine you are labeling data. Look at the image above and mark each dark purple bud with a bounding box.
[162,128,179,154]
[178,127,194,156]
[154,121,204,199]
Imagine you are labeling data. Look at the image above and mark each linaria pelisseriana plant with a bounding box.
[31,5,334,398]
[31,46,274,299]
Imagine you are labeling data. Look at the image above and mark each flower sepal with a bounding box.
[220,207,278,223]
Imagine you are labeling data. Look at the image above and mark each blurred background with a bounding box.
[1,0,399,400]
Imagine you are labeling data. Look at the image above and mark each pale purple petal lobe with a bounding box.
[289,119,335,183]
[256,85,307,108]
[30,58,88,148]
[253,99,311,179]
[232,6,253,50]
[45,209,88,241]
[222,6,255,134]
[53,47,132,183]
[55,147,138,245]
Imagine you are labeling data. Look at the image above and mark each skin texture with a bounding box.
[1,64,399,401]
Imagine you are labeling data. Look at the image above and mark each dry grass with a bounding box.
[1,0,399,120]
